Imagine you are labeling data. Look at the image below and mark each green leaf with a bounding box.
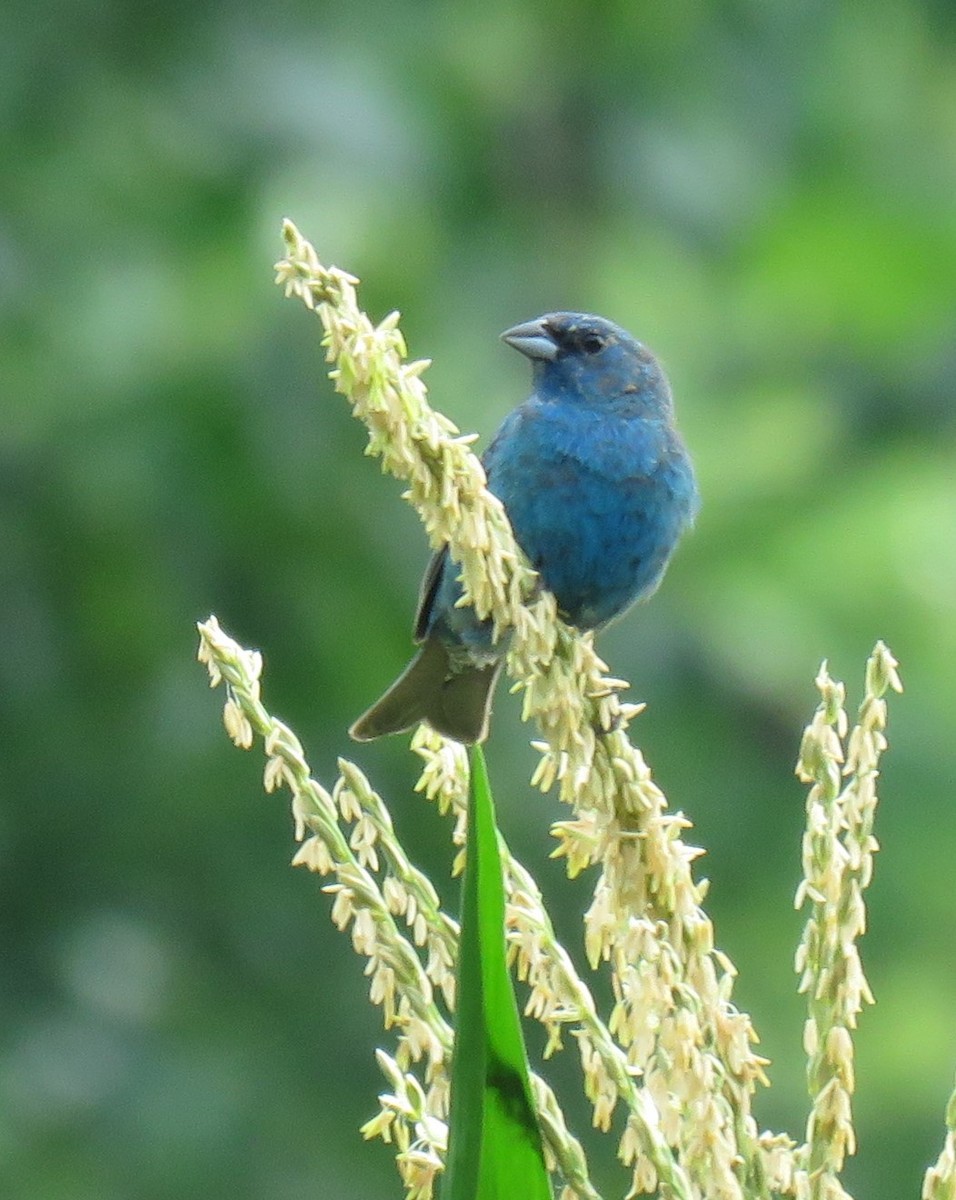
[442,745,552,1200]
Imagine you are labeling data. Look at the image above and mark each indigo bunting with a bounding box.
[350,312,699,744]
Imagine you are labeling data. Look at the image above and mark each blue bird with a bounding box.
[350,312,699,744]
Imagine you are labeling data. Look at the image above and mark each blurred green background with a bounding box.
[3,1,954,1197]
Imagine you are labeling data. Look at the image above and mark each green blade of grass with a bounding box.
[442,745,552,1200]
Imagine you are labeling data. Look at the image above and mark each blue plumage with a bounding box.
[351,312,699,744]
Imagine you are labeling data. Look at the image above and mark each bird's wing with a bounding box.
[413,545,449,642]
[412,405,529,643]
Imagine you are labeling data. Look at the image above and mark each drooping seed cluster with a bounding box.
[922,1071,956,1200]
[275,221,775,1197]
[792,644,902,1200]
[198,615,598,1200]
[193,222,920,1200]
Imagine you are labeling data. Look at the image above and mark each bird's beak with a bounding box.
[500,318,558,362]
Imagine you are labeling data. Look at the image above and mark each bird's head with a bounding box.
[501,312,671,416]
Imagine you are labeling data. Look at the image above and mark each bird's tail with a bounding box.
[349,636,501,745]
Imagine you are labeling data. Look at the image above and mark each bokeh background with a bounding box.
[3,1,954,1197]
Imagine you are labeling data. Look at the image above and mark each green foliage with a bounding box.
[444,746,551,1200]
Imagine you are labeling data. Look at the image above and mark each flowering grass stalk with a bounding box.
[792,644,902,1199]
[275,220,771,1198]
[197,615,602,1200]
[923,1074,956,1200]
[193,223,946,1200]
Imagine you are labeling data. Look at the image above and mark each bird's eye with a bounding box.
[581,334,605,355]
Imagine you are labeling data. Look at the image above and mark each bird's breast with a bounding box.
[486,405,695,629]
